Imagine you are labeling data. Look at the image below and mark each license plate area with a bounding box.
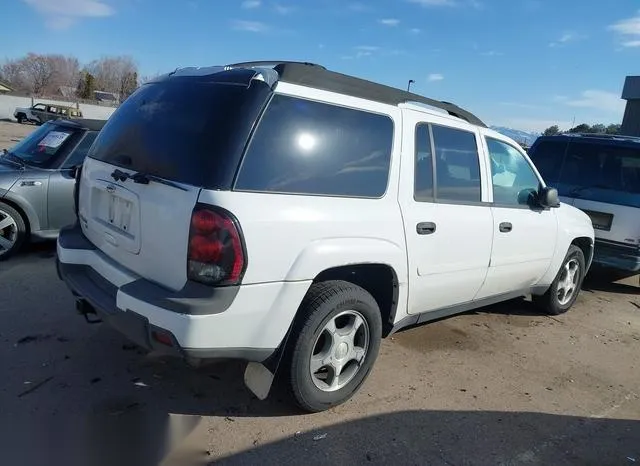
[108,194,132,234]
[582,209,613,231]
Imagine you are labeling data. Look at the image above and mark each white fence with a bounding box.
[0,95,116,121]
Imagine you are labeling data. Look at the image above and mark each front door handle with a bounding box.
[417,222,437,235]
[499,222,513,233]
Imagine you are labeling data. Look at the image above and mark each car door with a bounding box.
[400,110,494,314]
[475,134,558,299]
[47,131,97,231]
[31,104,47,122]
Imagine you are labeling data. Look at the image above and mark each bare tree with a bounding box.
[21,53,56,95]
[86,55,138,98]
[49,55,80,94]
[0,59,29,91]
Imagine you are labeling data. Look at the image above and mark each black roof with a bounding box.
[50,118,107,132]
[226,61,487,127]
[536,132,640,146]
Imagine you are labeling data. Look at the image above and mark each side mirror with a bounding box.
[68,165,80,179]
[538,186,560,208]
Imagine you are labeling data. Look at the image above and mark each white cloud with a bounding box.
[609,13,640,47]
[241,0,261,8]
[428,73,444,82]
[231,20,269,32]
[409,28,422,34]
[408,0,455,6]
[274,3,293,14]
[348,2,369,11]
[565,90,625,114]
[379,18,400,26]
[549,31,586,47]
[23,0,113,29]
[355,45,380,51]
[481,50,503,56]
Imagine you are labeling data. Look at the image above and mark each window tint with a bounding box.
[486,137,540,206]
[528,140,567,185]
[64,132,97,167]
[88,79,271,189]
[236,95,393,197]
[414,123,434,201]
[561,142,640,195]
[432,125,481,202]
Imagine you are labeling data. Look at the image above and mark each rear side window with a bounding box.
[432,125,481,202]
[235,95,394,198]
[414,123,434,201]
[528,140,567,185]
[63,132,97,168]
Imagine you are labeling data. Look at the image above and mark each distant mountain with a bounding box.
[490,126,540,146]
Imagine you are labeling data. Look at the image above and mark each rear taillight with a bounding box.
[187,205,246,286]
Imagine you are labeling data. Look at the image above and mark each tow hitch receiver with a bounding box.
[76,299,102,324]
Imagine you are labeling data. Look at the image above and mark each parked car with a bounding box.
[528,133,640,276]
[0,118,105,259]
[55,61,594,412]
[14,103,83,125]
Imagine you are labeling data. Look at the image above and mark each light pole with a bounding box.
[407,79,415,92]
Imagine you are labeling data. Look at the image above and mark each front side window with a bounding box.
[236,94,394,198]
[414,123,434,201]
[63,132,98,168]
[432,125,481,202]
[486,137,540,206]
[33,104,46,111]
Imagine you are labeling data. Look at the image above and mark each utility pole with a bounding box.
[407,79,415,92]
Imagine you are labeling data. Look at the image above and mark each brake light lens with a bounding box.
[187,206,246,286]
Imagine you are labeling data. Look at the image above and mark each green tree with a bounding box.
[590,124,606,134]
[567,123,593,133]
[605,124,621,134]
[542,125,561,136]
[76,71,96,99]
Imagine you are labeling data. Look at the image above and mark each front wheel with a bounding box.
[16,114,26,124]
[533,245,586,315]
[0,203,27,261]
[283,280,382,413]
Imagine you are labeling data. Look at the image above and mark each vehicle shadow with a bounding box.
[583,269,639,295]
[212,410,640,466]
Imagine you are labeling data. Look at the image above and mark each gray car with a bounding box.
[0,118,105,259]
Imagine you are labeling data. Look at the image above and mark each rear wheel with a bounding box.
[0,203,27,260]
[533,245,585,315]
[282,280,382,413]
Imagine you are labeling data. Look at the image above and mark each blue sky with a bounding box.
[4,0,640,132]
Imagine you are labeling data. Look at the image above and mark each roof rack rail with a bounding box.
[225,61,487,127]
[567,132,640,141]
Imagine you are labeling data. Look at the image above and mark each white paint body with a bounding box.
[57,79,595,356]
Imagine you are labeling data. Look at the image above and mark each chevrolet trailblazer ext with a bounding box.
[56,61,595,412]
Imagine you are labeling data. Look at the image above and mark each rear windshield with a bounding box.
[87,79,271,189]
[8,122,79,167]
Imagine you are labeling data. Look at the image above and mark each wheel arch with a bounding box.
[0,197,32,236]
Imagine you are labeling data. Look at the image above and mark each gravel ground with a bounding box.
[0,121,639,466]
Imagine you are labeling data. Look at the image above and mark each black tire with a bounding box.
[0,203,27,261]
[282,280,382,413]
[533,245,586,315]
[16,114,26,124]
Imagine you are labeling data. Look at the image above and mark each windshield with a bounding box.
[8,123,77,167]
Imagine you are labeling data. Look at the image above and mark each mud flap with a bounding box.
[243,320,296,400]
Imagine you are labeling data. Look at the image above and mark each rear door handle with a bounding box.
[416,222,437,235]
[499,222,513,233]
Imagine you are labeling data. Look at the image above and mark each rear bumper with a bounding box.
[56,225,311,361]
[592,239,640,273]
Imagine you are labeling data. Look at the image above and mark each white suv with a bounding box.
[56,61,595,412]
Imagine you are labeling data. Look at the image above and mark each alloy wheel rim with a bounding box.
[0,209,17,255]
[557,258,580,306]
[309,310,370,392]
